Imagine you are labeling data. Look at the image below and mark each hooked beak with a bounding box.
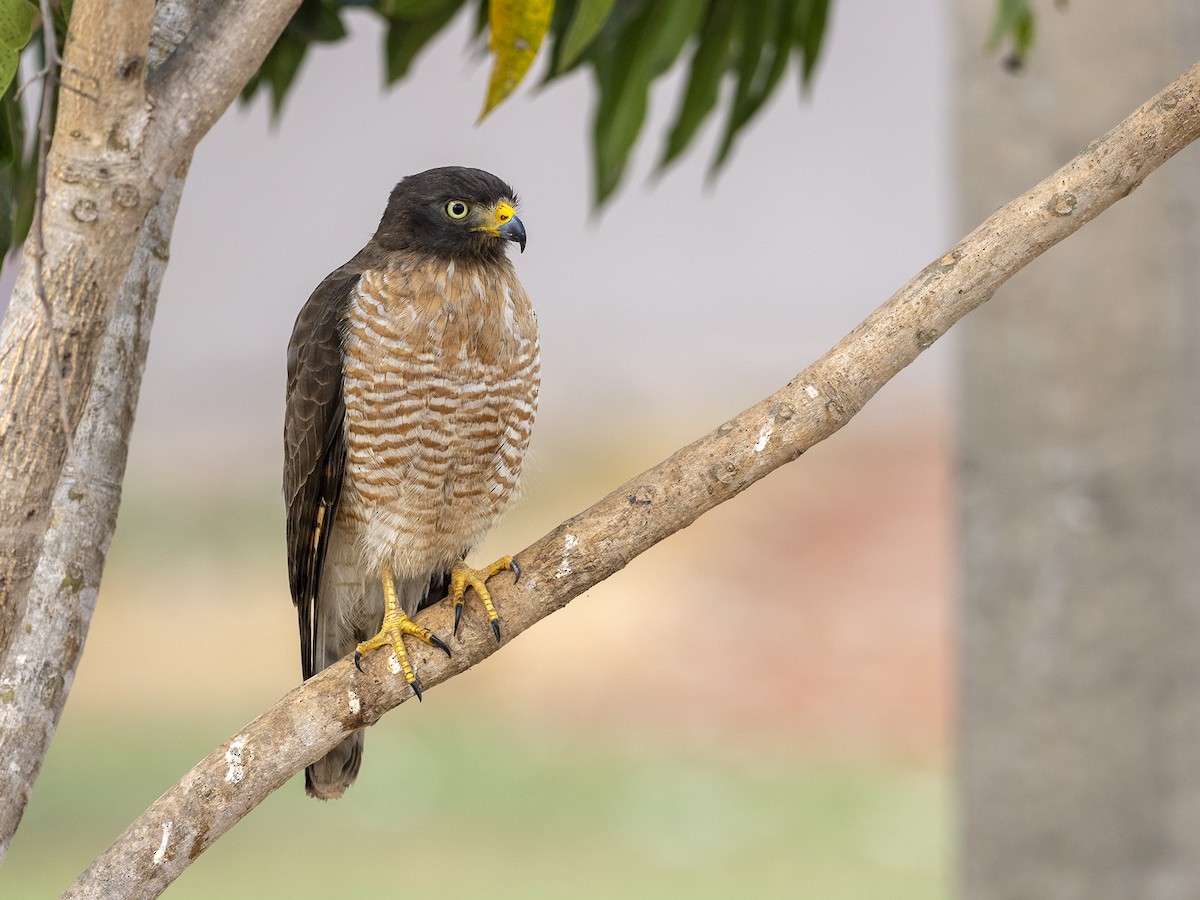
[497,213,526,253]
[472,201,527,252]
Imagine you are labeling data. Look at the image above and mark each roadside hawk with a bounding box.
[284,167,539,799]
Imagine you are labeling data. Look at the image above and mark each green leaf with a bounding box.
[545,0,640,80]
[0,81,18,168]
[659,0,736,169]
[0,68,33,275]
[0,0,35,97]
[242,0,349,113]
[11,135,34,246]
[736,2,793,125]
[242,32,309,116]
[557,0,614,72]
[710,0,773,169]
[988,0,1036,65]
[749,10,792,107]
[0,120,32,271]
[471,0,489,40]
[796,0,829,84]
[0,168,12,268]
[384,1,463,84]
[292,0,348,42]
[708,0,819,171]
[592,0,706,204]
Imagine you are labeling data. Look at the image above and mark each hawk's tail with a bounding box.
[302,566,450,799]
[306,733,363,800]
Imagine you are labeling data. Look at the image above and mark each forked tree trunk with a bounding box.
[0,0,301,862]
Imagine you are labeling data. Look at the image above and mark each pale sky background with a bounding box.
[128,0,954,487]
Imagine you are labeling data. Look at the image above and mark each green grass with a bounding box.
[2,705,947,899]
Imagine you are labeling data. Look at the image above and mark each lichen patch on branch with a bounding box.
[151,820,172,866]
[754,422,774,452]
[555,534,579,579]
[223,735,247,785]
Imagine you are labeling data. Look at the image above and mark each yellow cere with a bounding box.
[495,202,515,225]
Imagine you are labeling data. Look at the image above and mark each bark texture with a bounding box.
[63,57,1200,900]
[0,0,301,862]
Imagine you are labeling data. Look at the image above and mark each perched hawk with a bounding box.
[284,167,539,799]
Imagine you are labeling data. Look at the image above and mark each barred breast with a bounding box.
[339,255,540,579]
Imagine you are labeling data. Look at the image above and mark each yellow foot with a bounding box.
[354,566,451,702]
[450,556,520,641]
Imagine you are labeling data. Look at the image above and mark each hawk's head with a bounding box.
[374,166,526,261]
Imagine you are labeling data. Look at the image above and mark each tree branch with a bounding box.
[144,0,301,171]
[62,57,1200,900]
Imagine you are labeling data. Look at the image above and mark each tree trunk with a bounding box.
[957,3,1200,898]
[0,0,300,861]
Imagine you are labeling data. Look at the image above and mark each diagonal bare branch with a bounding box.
[62,57,1200,900]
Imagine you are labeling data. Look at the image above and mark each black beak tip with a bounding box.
[499,215,527,253]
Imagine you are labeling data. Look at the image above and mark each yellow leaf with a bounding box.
[479,0,554,122]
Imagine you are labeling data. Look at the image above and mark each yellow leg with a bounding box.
[450,555,520,641]
[354,564,450,701]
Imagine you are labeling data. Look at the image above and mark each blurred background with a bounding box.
[1,2,954,897]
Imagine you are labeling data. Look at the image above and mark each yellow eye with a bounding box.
[445,200,470,220]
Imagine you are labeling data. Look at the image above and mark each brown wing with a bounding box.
[284,267,359,680]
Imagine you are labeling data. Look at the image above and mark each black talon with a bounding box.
[491,619,502,642]
[354,650,365,673]
[410,677,423,702]
[453,602,464,636]
[431,634,452,658]
[510,559,521,583]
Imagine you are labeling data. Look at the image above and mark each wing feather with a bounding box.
[284,267,359,680]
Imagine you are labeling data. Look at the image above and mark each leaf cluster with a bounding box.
[567,0,830,203]
[0,0,1045,268]
[246,0,834,205]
